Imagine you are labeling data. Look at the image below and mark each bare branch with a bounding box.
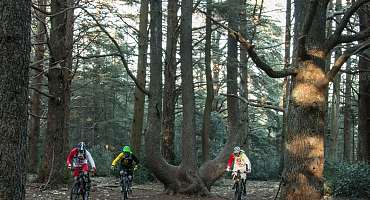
[196,8,297,78]
[80,7,149,96]
[30,87,54,99]
[339,26,370,43]
[220,93,284,112]
[325,0,370,50]
[326,41,370,82]
[76,53,121,60]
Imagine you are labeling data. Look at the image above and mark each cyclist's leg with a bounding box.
[127,169,134,192]
[242,178,246,195]
[118,164,125,191]
[73,167,79,183]
[82,164,91,191]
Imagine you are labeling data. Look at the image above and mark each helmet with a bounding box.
[233,146,241,154]
[122,145,132,153]
[77,142,86,153]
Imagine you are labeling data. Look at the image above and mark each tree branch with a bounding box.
[325,0,370,51]
[76,53,121,60]
[339,26,370,44]
[30,87,54,99]
[326,41,370,83]
[220,93,284,112]
[196,8,297,78]
[80,7,149,96]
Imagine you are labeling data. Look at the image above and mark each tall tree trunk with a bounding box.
[239,0,250,151]
[281,1,329,199]
[162,0,178,164]
[39,0,74,184]
[212,31,221,111]
[0,0,31,198]
[144,0,237,195]
[227,0,240,142]
[328,0,342,162]
[131,0,148,158]
[358,2,370,164]
[201,0,214,162]
[29,0,46,173]
[180,0,197,171]
[343,58,352,162]
[281,0,292,173]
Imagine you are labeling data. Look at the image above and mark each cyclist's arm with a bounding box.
[66,148,77,167]
[111,152,124,167]
[85,150,96,169]
[227,153,235,170]
[243,154,251,173]
[132,154,139,165]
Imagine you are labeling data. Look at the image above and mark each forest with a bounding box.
[0,0,370,200]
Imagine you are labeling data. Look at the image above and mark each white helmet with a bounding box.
[233,146,241,154]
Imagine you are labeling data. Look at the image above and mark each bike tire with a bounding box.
[234,181,242,200]
[70,183,80,200]
[120,176,128,200]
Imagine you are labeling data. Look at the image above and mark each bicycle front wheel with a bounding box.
[70,183,81,200]
[234,181,242,200]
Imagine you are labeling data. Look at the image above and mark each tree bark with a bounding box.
[144,0,239,195]
[131,0,149,158]
[0,0,31,198]
[281,1,329,199]
[180,0,197,172]
[328,0,343,162]
[239,0,250,151]
[162,0,178,164]
[29,0,46,173]
[39,0,75,184]
[280,0,292,173]
[201,0,214,162]
[227,0,240,142]
[358,2,370,164]
[343,57,352,162]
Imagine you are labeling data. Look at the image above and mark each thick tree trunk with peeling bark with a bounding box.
[29,0,46,173]
[281,1,328,199]
[131,0,148,158]
[39,0,74,185]
[0,0,31,198]
[162,0,178,164]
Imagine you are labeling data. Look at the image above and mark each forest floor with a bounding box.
[25,176,358,200]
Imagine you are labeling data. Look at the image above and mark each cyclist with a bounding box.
[226,146,251,195]
[66,142,96,191]
[111,145,139,191]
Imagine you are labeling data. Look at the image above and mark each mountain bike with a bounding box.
[119,169,132,200]
[70,166,89,200]
[232,170,247,200]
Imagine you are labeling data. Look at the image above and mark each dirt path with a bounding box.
[26,177,281,200]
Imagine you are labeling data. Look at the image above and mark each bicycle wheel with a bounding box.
[70,183,81,200]
[120,176,128,200]
[234,181,242,200]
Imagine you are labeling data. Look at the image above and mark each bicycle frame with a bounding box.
[232,170,246,200]
[70,166,89,200]
[119,169,131,200]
